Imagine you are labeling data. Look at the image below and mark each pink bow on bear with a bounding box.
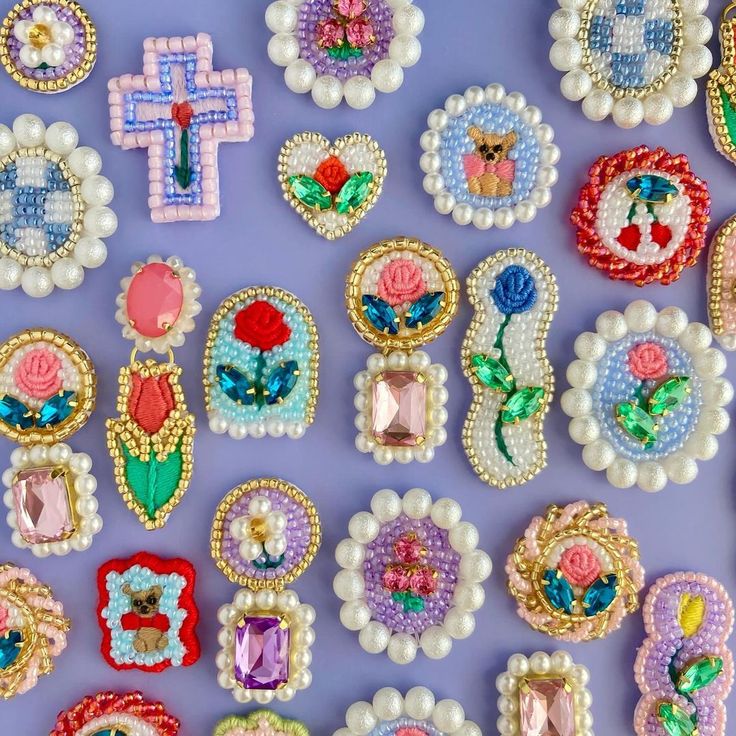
[463,154,515,182]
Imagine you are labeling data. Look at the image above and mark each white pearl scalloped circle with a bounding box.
[266,0,424,109]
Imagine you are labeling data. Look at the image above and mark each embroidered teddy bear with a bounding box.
[464,126,517,198]
[120,583,170,654]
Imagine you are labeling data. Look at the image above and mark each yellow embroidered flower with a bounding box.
[13,5,74,69]
[678,593,705,637]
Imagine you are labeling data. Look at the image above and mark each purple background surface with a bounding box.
[2,1,735,734]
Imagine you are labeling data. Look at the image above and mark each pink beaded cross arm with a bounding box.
[108,33,254,223]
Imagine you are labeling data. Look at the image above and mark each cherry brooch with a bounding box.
[0,0,97,93]
[278,132,387,240]
[634,572,734,736]
[707,214,736,351]
[266,0,424,110]
[707,3,736,165]
[507,501,644,642]
[562,300,732,492]
[204,286,319,440]
[108,33,254,223]
[572,146,710,286]
[96,551,200,673]
[347,237,457,464]
[462,249,557,488]
[420,84,559,230]
[215,711,309,736]
[212,478,320,704]
[107,256,200,529]
[550,0,712,127]
[0,563,69,699]
[1,328,101,556]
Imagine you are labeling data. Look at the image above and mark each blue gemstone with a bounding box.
[405,292,444,329]
[362,295,399,335]
[626,175,678,203]
[264,360,299,405]
[582,573,619,616]
[37,390,76,428]
[216,365,255,405]
[542,569,575,614]
[0,395,33,430]
[0,630,23,670]
[92,730,127,736]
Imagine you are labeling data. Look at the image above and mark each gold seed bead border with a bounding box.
[707,66,736,165]
[707,214,736,339]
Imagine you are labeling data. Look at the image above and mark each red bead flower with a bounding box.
[171,102,193,129]
[346,16,375,47]
[383,563,411,592]
[393,532,425,564]
[316,18,344,48]
[627,342,668,381]
[314,155,350,194]
[128,372,175,434]
[234,301,291,351]
[409,567,438,596]
[559,544,602,588]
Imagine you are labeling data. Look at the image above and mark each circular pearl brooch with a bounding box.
[333,687,479,736]
[0,0,97,93]
[266,0,424,109]
[572,146,710,286]
[562,300,732,492]
[334,487,492,665]
[0,114,116,297]
[549,0,713,127]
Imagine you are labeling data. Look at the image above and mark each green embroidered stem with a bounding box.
[174,129,192,189]
[634,380,647,409]
[668,646,698,721]
[493,313,516,466]
[627,202,637,223]
[719,85,736,146]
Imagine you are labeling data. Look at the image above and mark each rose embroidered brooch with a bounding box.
[278,131,386,239]
[572,146,710,286]
[214,711,309,736]
[420,84,559,229]
[462,249,558,488]
[707,214,736,351]
[563,300,732,491]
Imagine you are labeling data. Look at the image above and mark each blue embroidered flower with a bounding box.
[492,265,537,315]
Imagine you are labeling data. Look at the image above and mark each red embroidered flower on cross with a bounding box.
[128,373,175,434]
[171,102,193,129]
[627,342,668,381]
[234,301,292,351]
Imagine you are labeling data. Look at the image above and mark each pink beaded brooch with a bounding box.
[214,711,309,736]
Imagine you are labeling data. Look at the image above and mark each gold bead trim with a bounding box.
[707,213,736,339]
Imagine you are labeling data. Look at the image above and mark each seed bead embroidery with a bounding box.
[707,214,736,351]
[707,3,736,166]
[214,711,309,736]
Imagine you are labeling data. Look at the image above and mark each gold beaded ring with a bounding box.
[707,213,736,351]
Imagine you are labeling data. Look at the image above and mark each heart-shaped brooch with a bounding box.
[278,132,387,240]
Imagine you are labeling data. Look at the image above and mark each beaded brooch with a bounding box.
[0,114,116,297]
[572,146,710,286]
[707,3,736,165]
[634,572,734,736]
[0,0,96,93]
[215,711,309,736]
[420,84,559,230]
[336,687,479,735]
[562,300,732,491]
[708,214,736,351]
[96,551,200,673]
[1,328,102,555]
[51,691,180,736]
[204,286,319,440]
[550,0,712,127]
[462,249,557,488]
[108,33,254,223]
[107,256,199,529]
[0,563,70,699]
[334,487,492,665]
[266,0,424,109]
[496,651,594,736]
[506,501,644,642]
[347,237,457,464]
[212,478,320,703]
[278,132,387,239]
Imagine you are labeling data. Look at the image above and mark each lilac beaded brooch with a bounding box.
[266,0,424,109]
[634,572,734,736]
[212,478,320,704]
[108,33,254,223]
[334,488,492,665]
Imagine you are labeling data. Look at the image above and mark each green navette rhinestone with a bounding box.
[676,655,724,694]
[648,376,691,416]
[288,175,332,211]
[335,171,374,214]
[470,354,514,392]
[656,702,698,736]
[500,386,545,424]
[615,401,658,448]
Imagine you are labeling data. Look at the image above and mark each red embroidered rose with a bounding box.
[171,102,193,129]
[377,258,426,306]
[409,567,438,596]
[559,544,602,588]
[316,18,345,47]
[627,342,668,381]
[382,563,411,593]
[14,348,62,400]
[314,156,350,194]
[346,16,375,47]
[337,0,366,19]
[234,301,292,351]
[128,373,175,434]
[393,533,425,565]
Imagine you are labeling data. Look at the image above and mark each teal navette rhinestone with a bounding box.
[92,730,128,736]
[626,174,678,204]
[405,292,444,329]
[542,569,574,614]
[582,574,618,616]
[656,702,698,736]
[37,390,76,428]
[264,361,299,405]
[0,629,23,670]
[335,172,374,214]
[0,395,33,430]
[216,365,255,406]
[362,295,399,334]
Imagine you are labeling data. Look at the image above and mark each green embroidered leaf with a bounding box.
[392,591,425,613]
[122,441,183,520]
[719,85,736,147]
[470,353,514,392]
[500,386,545,424]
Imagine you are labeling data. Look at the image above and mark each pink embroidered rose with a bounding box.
[316,18,345,48]
[396,729,430,736]
[409,567,438,597]
[337,0,366,19]
[627,342,668,381]
[383,563,411,593]
[393,533,425,565]
[559,544,602,588]
[377,258,426,306]
[14,348,62,400]
[346,16,375,47]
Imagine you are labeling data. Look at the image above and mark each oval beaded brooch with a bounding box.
[571,146,710,286]
[215,711,309,736]
[506,501,644,642]
[707,214,736,351]
[562,300,732,492]
[550,0,713,127]
[706,3,736,165]
[420,83,560,230]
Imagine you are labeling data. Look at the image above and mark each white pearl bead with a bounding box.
[664,453,698,484]
[389,35,422,67]
[459,549,492,581]
[51,258,84,290]
[41,43,65,67]
[402,487,432,518]
[434,191,455,214]
[455,722,482,736]
[339,600,371,630]
[33,6,56,24]
[507,653,530,677]
[70,453,92,475]
[606,458,638,488]
[694,348,727,378]
[549,39,582,71]
[51,21,75,45]
[68,146,102,177]
[335,538,365,569]
[405,687,435,720]
[394,4,424,34]
[81,175,114,206]
[684,15,713,45]
[596,310,627,341]
[346,702,377,736]
[569,415,600,445]
[444,608,476,639]
[312,75,343,109]
[453,582,485,611]
[21,266,54,297]
[433,700,465,733]
[643,93,674,125]
[561,388,592,417]
[464,85,485,106]
[344,76,375,109]
[348,511,380,543]
[372,688,404,722]
[679,322,712,352]
[445,94,467,117]
[452,203,473,226]
[0,125,16,156]
[550,650,574,674]
[515,201,537,223]
[665,74,698,107]
[570,664,590,686]
[284,59,316,93]
[370,488,402,522]
[83,206,118,237]
[358,621,389,653]
[680,45,711,78]
[472,207,494,229]
[529,651,551,674]
[387,632,418,664]
[45,122,78,155]
[566,360,597,389]
[581,440,615,471]
[549,8,580,39]
[505,91,526,113]
[624,300,657,332]
[485,83,506,102]
[371,58,404,93]
[703,377,734,406]
[265,1,298,33]
[19,45,41,68]
[656,306,688,337]
[420,626,452,659]
[267,33,299,66]
[333,569,364,601]
[448,521,478,553]
[494,207,515,229]
[582,89,613,121]
[430,498,462,529]
[255,589,276,609]
[13,114,45,147]
[612,97,644,128]
[420,152,441,174]
[0,257,22,290]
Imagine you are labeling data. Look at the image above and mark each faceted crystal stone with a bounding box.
[0,394,34,430]
[656,702,697,736]
[0,630,23,670]
[234,615,290,690]
[501,386,545,424]
[615,401,658,448]
[288,175,332,211]
[626,174,678,204]
[649,376,691,416]
[372,371,427,447]
[362,295,399,334]
[92,730,127,736]
[582,573,618,616]
[37,390,76,427]
[12,467,75,544]
[519,677,575,736]
[470,353,514,392]
[405,292,444,329]
[127,262,184,338]
[216,364,255,406]
[542,569,574,615]
[265,360,299,405]
[335,171,374,213]
[676,655,723,694]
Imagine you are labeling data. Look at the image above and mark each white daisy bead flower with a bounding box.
[14,5,74,69]
[230,495,288,562]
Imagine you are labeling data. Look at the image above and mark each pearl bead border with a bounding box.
[333,687,480,736]
[562,299,733,492]
[3,441,100,556]
[334,487,492,665]
[707,213,736,350]
[216,588,316,704]
[496,651,594,736]
[266,0,424,110]
[549,0,712,128]
[214,711,309,736]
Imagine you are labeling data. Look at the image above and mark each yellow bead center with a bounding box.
[249,517,268,543]
[28,23,52,49]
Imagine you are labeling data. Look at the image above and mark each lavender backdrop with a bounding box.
[2,1,735,734]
